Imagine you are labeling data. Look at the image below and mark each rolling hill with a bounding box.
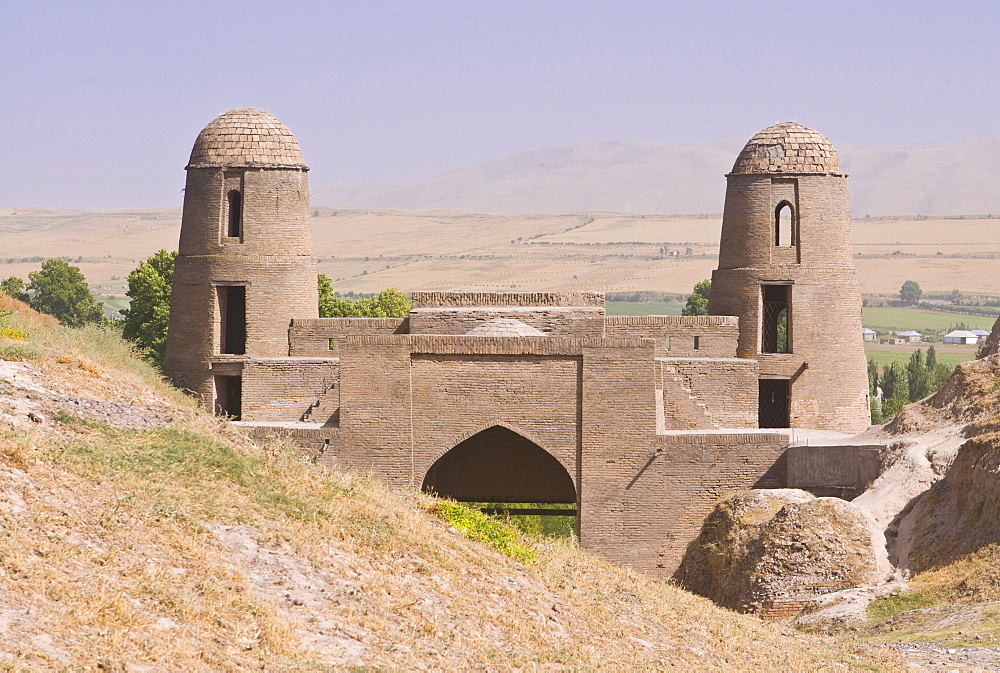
[313,137,1000,217]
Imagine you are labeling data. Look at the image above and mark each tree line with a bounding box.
[1,252,411,370]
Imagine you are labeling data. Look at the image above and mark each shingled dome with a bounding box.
[730,122,842,176]
[187,109,307,169]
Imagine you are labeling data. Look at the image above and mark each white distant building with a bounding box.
[943,330,979,345]
[896,330,922,343]
[971,329,990,343]
[862,328,877,341]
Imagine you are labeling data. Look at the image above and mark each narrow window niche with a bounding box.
[774,201,794,247]
[761,285,791,354]
[218,285,247,355]
[227,189,243,238]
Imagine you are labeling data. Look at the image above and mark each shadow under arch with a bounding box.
[422,425,576,504]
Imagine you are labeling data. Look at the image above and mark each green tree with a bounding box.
[318,275,411,317]
[870,396,882,425]
[867,357,879,397]
[27,259,104,327]
[681,280,711,316]
[925,345,937,371]
[0,276,29,302]
[121,250,176,367]
[880,362,909,420]
[906,348,931,402]
[900,280,923,305]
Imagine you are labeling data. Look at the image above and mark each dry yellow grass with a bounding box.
[0,297,903,669]
[3,207,999,300]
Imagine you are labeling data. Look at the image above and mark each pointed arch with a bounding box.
[423,424,575,504]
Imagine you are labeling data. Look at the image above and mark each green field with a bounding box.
[606,301,684,316]
[862,306,996,332]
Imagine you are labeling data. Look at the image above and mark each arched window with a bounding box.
[775,201,794,247]
[227,190,242,238]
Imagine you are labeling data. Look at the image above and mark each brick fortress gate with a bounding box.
[164,111,870,576]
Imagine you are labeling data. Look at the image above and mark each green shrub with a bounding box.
[430,500,537,562]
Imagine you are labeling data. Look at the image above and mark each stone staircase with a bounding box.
[301,382,339,426]
[659,373,718,430]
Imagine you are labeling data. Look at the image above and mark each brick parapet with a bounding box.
[411,291,605,308]
[289,317,408,356]
[605,315,740,357]
[341,334,651,355]
[409,309,605,338]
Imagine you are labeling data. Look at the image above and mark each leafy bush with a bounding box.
[429,500,537,562]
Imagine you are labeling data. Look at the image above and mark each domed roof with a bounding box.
[465,318,547,337]
[187,109,307,169]
[730,122,842,176]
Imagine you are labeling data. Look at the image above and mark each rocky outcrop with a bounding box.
[674,489,882,617]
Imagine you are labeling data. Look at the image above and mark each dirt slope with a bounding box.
[0,301,900,668]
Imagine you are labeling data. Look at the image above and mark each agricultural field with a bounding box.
[863,341,978,371]
[3,208,1000,305]
[861,306,997,333]
[605,301,683,316]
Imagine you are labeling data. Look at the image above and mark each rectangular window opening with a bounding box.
[693,335,700,350]
[759,378,790,428]
[218,285,246,355]
[214,375,242,419]
[761,285,791,354]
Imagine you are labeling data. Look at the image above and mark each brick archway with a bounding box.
[422,425,576,503]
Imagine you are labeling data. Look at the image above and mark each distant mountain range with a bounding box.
[313,137,1000,217]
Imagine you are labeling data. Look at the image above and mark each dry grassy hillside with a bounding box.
[0,297,901,669]
[3,207,1000,299]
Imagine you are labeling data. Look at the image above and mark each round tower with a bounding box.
[708,122,870,433]
[163,109,318,416]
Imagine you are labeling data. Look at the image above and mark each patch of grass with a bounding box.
[0,342,41,361]
[56,426,323,525]
[0,326,26,340]
[51,408,105,429]
[429,500,537,562]
[867,591,936,620]
[466,502,576,539]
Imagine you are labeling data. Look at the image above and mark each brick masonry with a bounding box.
[165,114,872,577]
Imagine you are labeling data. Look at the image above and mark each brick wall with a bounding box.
[582,431,789,574]
[786,444,884,496]
[241,357,339,422]
[657,357,759,428]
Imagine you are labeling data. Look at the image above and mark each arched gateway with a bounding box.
[423,425,576,504]
[169,113,868,576]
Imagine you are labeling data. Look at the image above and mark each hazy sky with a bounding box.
[4,0,999,208]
